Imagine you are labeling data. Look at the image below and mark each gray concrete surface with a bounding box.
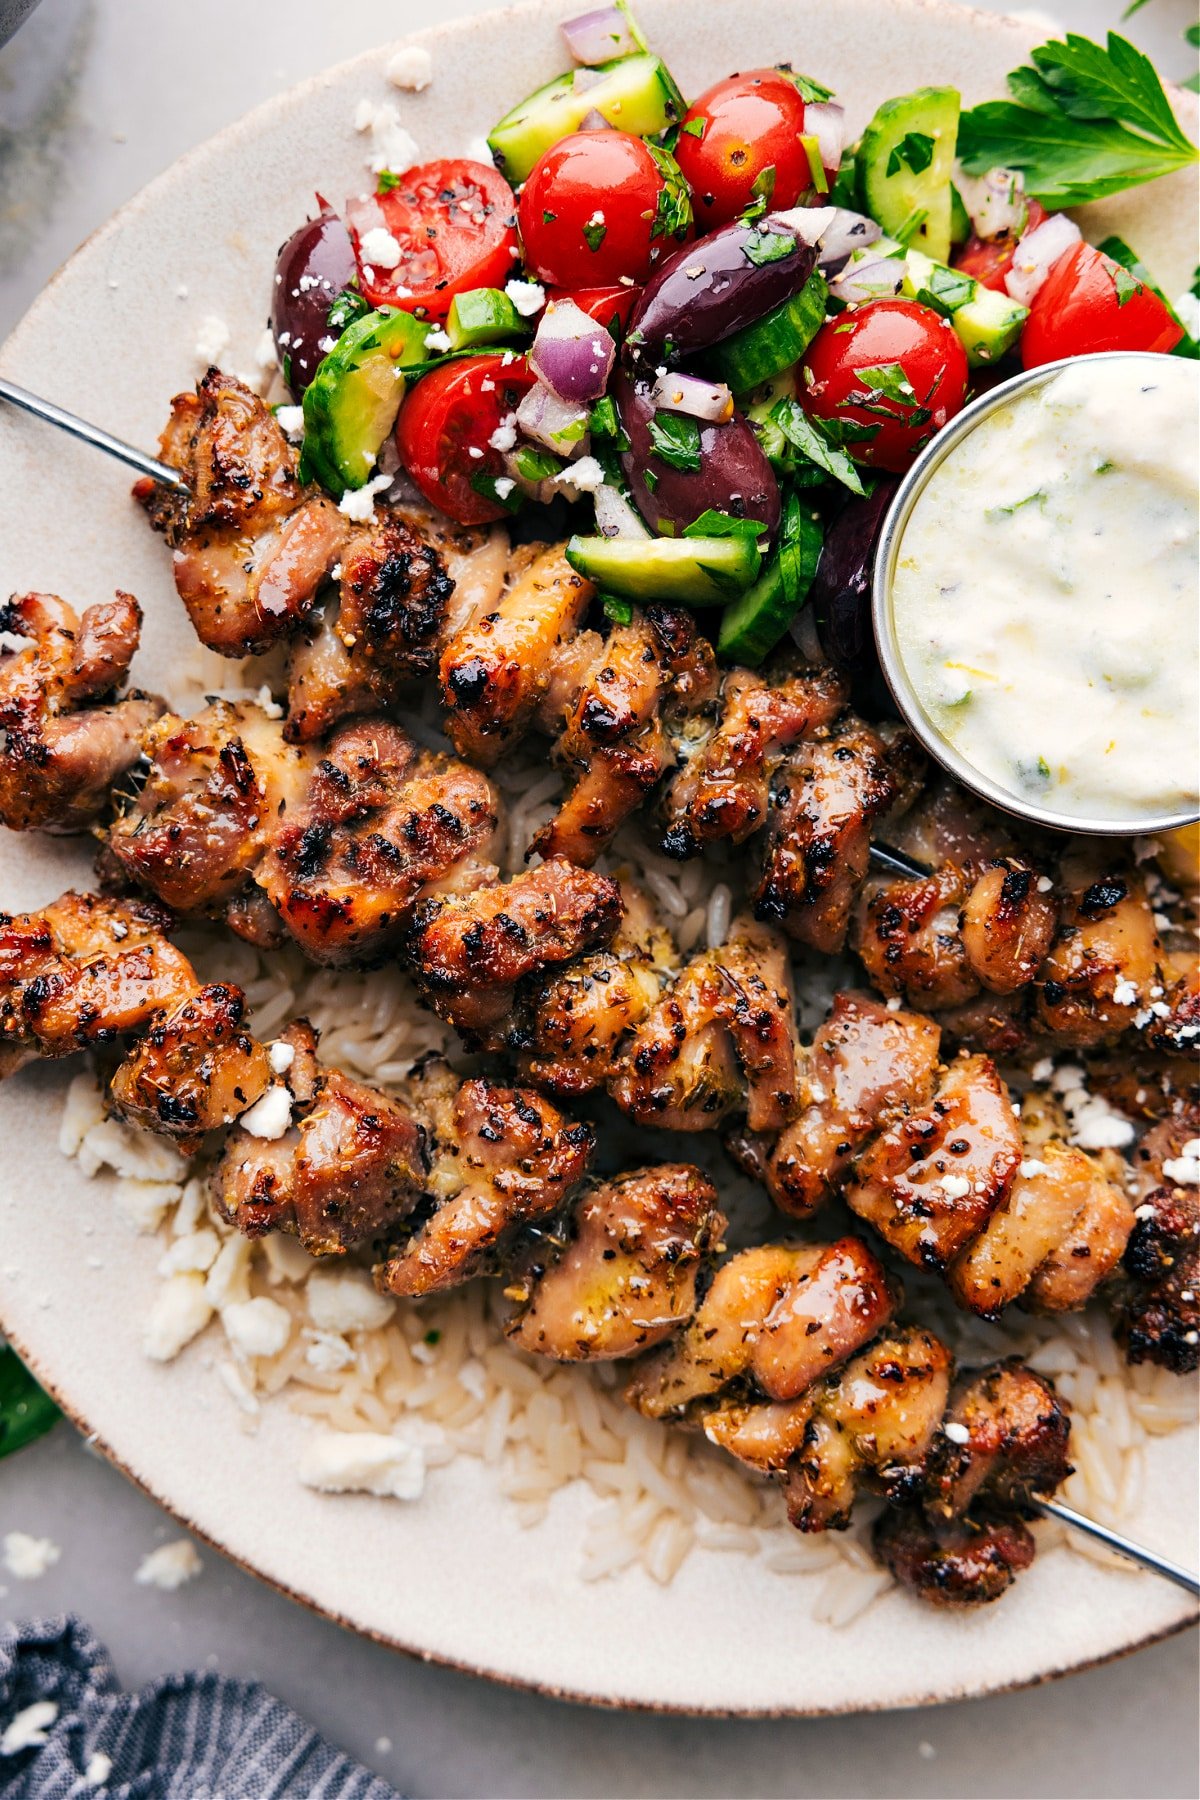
[2,2,1198,1795]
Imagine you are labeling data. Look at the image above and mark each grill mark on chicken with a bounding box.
[0,592,164,832]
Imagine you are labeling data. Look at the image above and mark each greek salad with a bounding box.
[269,9,1198,664]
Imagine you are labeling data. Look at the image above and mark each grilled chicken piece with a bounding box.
[627,1237,897,1424]
[728,991,941,1219]
[873,1507,1037,1607]
[756,717,920,953]
[505,1164,725,1361]
[1116,1106,1200,1373]
[106,700,314,915]
[211,1020,426,1254]
[949,1141,1133,1317]
[846,1054,1023,1270]
[533,607,711,866]
[513,885,675,1096]
[375,1060,594,1297]
[255,718,499,966]
[439,545,594,766]
[110,981,270,1150]
[283,512,455,741]
[925,1360,1072,1520]
[405,857,623,1043]
[1036,858,1165,1047]
[662,664,847,859]
[782,1326,953,1530]
[609,915,800,1133]
[137,370,346,655]
[0,591,164,831]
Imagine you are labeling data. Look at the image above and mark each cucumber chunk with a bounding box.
[566,532,761,606]
[717,497,822,664]
[856,87,960,263]
[949,183,971,247]
[711,273,828,394]
[899,249,1026,366]
[446,288,528,350]
[488,54,685,182]
[300,308,428,493]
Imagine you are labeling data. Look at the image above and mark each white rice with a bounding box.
[52,674,1199,1619]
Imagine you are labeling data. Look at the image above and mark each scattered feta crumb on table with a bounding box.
[3,1530,61,1579]
[1,1700,58,1755]
[135,1539,203,1590]
[386,45,432,90]
[194,314,230,364]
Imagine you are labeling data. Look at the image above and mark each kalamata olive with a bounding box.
[810,477,897,709]
[271,211,357,399]
[615,370,780,541]
[625,218,819,364]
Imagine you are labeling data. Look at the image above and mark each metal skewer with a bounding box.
[0,375,190,493]
[1035,1499,1200,1597]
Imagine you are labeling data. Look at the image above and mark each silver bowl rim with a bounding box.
[871,348,1200,838]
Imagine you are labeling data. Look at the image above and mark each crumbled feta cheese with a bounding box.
[3,1531,61,1579]
[194,314,230,364]
[1111,977,1139,1007]
[307,1268,394,1333]
[176,283,189,299]
[505,278,546,317]
[942,1421,970,1444]
[157,1229,220,1277]
[221,1295,292,1359]
[1135,1202,1158,1221]
[304,1328,355,1372]
[0,629,34,654]
[561,454,605,493]
[1019,1159,1051,1179]
[359,226,403,270]
[80,1118,187,1184]
[255,327,278,371]
[298,1429,426,1500]
[135,1539,202,1590]
[113,1176,182,1234]
[1162,1152,1200,1186]
[386,45,433,91]
[939,1175,972,1200]
[261,1232,313,1284]
[885,996,903,1012]
[337,472,394,522]
[205,1234,252,1308]
[424,327,452,351]
[84,1752,113,1787]
[353,99,419,176]
[237,1084,293,1141]
[1073,1113,1135,1150]
[1030,1057,1054,1083]
[493,476,516,500]
[275,406,305,443]
[269,1039,296,1074]
[143,1273,213,1361]
[58,1074,107,1157]
[488,417,518,453]
[1,1701,58,1755]
[1036,875,1053,893]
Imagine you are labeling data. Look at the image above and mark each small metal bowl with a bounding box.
[872,349,1200,838]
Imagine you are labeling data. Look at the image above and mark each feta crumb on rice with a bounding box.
[307,1267,394,1334]
[143,1273,212,1362]
[298,1429,426,1500]
[135,1539,202,1590]
[221,1295,293,1360]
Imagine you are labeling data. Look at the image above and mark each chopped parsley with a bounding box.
[647,410,702,471]
[589,396,627,445]
[742,164,777,223]
[376,169,403,193]
[885,131,936,177]
[914,263,977,317]
[602,595,635,625]
[326,284,370,334]
[582,216,608,252]
[0,1346,59,1460]
[680,115,707,139]
[683,509,762,540]
[646,143,694,242]
[769,397,872,496]
[743,228,796,268]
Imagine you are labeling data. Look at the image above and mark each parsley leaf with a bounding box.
[648,410,702,471]
[589,396,628,445]
[645,143,694,242]
[376,169,402,193]
[680,115,707,139]
[742,165,777,223]
[582,216,608,252]
[777,490,824,612]
[603,595,635,625]
[777,67,834,103]
[1098,235,1199,355]
[683,509,763,540]
[914,262,977,317]
[0,1346,59,1460]
[886,131,936,177]
[1111,262,1142,306]
[743,228,797,268]
[958,31,1199,204]
[470,471,523,514]
[326,284,369,334]
[770,398,871,496]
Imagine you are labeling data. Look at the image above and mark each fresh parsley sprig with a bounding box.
[0,1345,59,1460]
[958,32,1199,205]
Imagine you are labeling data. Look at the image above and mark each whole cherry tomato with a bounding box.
[346,159,519,321]
[519,131,690,288]
[674,69,826,230]
[394,354,535,525]
[546,283,641,339]
[954,200,1048,293]
[1020,241,1184,368]
[801,299,970,474]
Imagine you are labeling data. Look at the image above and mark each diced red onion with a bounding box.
[815,209,882,273]
[769,205,836,248]
[1003,213,1082,307]
[958,167,1027,242]
[529,298,616,405]
[802,101,845,179]
[561,5,640,65]
[503,450,559,506]
[789,605,823,660]
[829,256,904,304]
[572,65,607,93]
[649,370,733,422]
[579,108,613,130]
[515,380,591,456]
[594,484,649,539]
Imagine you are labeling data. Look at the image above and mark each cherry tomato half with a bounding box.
[394,354,535,525]
[519,131,689,288]
[801,299,969,474]
[954,200,1047,293]
[674,69,823,231]
[1021,241,1185,369]
[547,283,641,339]
[346,159,519,322]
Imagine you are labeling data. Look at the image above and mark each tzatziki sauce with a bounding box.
[890,354,1199,825]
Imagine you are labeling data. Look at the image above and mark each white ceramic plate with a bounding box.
[0,0,1196,1714]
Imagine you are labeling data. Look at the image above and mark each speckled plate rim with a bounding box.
[0,0,1196,1718]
